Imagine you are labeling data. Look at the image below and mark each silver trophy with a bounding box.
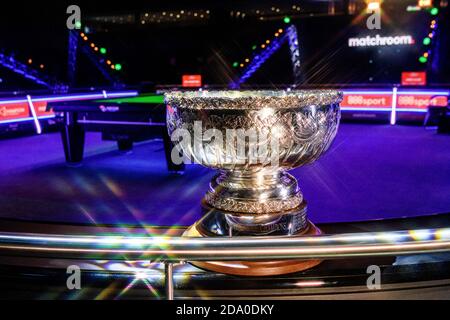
[165,90,342,276]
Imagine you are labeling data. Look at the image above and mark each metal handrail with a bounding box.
[0,228,449,261]
[1,227,450,300]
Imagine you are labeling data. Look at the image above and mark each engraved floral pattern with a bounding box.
[165,90,342,214]
[205,192,303,215]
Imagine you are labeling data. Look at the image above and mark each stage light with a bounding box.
[430,7,439,15]
[90,43,95,48]
[106,60,112,65]
[423,52,429,58]
[419,56,427,63]
[283,16,291,24]
[406,5,421,12]
[83,36,88,41]
[418,0,432,8]
[265,40,270,44]
[111,64,115,69]
[423,37,431,45]
[274,32,279,37]
[252,45,257,50]
[367,1,380,11]
[100,48,107,54]
[39,64,44,69]
[232,62,239,67]
[80,33,85,37]
[240,63,244,67]
[245,58,249,63]
[429,33,434,38]
[27,59,32,64]
[278,29,283,33]
[261,44,266,49]
[115,64,122,71]
[94,47,99,51]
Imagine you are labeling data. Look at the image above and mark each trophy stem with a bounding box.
[183,170,323,276]
[184,212,322,276]
[205,169,304,217]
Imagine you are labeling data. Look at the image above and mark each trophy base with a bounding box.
[183,206,322,276]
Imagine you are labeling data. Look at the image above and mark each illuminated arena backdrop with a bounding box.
[0,1,449,300]
[242,2,447,85]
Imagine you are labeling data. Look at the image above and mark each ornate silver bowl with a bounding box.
[165,90,342,276]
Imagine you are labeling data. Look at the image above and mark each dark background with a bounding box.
[0,0,448,90]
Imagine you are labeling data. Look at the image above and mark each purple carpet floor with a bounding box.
[0,123,449,227]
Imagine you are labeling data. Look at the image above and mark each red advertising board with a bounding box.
[182,75,202,87]
[34,101,53,116]
[397,94,448,109]
[0,103,30,121]
[401,72,426,86]
[340,94,392,108]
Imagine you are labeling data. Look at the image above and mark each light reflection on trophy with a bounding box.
[165,90,342,276]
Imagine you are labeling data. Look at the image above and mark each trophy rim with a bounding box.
[164,89,343,110]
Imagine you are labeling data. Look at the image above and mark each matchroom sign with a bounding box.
[348,34,415,47]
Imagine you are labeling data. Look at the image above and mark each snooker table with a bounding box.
[47,93,184,172]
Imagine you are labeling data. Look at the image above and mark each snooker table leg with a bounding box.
[162,128,185,173]
[61,112,85,165]
[117,139,134,153]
